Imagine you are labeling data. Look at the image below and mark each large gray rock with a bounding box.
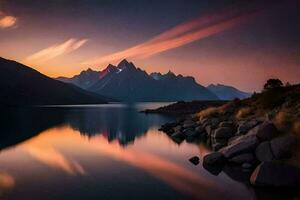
[205,125,214,136]
[170,131,185,144]
[203,152,225,166]
[250,161,300,187]
[195,125,204,133]
[200,118,209,124]
[270,135,296,159]
[219,134,258,158]
[237,120,259,135]
[229,153,255,164]
[219,121,234,128]
[256,121,278,141]
[228,132,257,146]
[189,156,200,165]
[255,141,274,162]
[173,125,182,133]
[212,143,226,151]
[183,120,196,129]
[183,129,197,138]
[210,118,220,128]
[242,163,253,169]
[213,127,233,139]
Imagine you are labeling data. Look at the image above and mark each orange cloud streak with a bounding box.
[25,38,88,63]
[0,15,17,28]
[83,5,262,66]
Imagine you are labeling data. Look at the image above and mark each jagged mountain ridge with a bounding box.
[57,59,219,102]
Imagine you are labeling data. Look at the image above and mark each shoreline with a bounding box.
[155,86,300,188]
[142,100,227,115]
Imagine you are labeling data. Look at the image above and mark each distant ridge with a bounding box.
[57,59,219,102]
[207,84,251,100]
[0,57,107,105]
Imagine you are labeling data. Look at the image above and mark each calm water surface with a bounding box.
[0,103,295,200]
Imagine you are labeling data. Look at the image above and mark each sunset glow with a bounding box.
[0,0,299,91]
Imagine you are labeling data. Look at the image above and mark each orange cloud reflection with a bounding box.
[0,173,15,196]
[19,126,225,199]
[20,129,86,175]
[0,173,14,189]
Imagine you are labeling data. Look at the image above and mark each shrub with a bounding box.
[263,78,283,91]
[235,107,252,119]
[197,107,219,120]
[256,87,286,109]
[273,111,293,131]
[293,121,300,135]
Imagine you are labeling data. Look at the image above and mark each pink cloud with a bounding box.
[26,38,88,63]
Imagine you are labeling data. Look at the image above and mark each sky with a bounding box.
[0,0,299,92]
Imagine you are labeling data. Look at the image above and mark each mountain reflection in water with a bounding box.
[0,104,298,200]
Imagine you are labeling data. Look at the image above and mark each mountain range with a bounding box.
[58,59,219,102]
[0,57,250,105]
[57,59,250,102]
[207,84,251,100]
[0,57,107,105]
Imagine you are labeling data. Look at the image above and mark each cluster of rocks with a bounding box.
[159,116,300,188]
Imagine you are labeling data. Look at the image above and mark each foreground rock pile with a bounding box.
[159,115,300,187]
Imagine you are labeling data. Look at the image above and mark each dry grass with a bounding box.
[293,121,300,135]
[273,111,291,130]
[197,107,219,120]
[235,107,252,120]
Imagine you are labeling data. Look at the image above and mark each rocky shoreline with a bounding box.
[159,93,300,188]
[142,100,227,115]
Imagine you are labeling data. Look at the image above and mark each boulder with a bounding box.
[210,118,220,127]
[219,134,258,158]
[242,163,253,169]
[256,121,278,141]
[203,163,223,176]
[205,125,214,136]
[200,132,208,141]
[228,136,239,144]
[228,132,257,146]
[229,153,255,164]
[212,143,225,151]
[195,125,204,133]
[255,141,274,162]
[270,135,296,159]
[237,120,259,135]
[189,156,200,165]
[159,122,177,133]
[183,120,196,129]
[219,121,234,128]
[213,127,233,139]
[246,125,260,136]
[203,152,226,166]
[200,118,209,124]
[173,125,182,133]
[183,129,198,138]
[170,131,185,144]
[250,161,300,187]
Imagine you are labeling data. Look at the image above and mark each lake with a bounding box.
[0,103,295,200]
